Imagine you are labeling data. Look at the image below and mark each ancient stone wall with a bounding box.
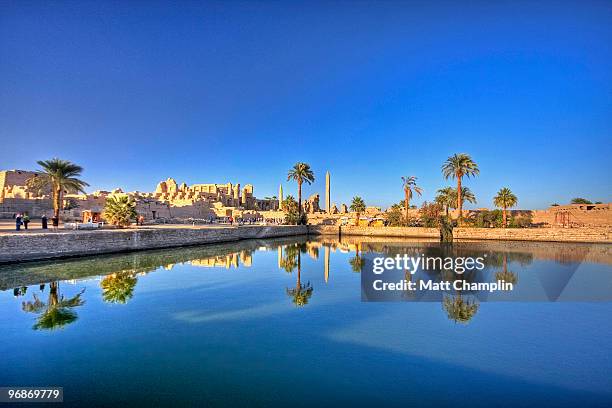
[308,225,439,238]
[0,225,308,263]
[453,227,611,243]
[309,225,612,243]
[531,204,612,227]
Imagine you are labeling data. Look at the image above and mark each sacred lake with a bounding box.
[1,237,611,407]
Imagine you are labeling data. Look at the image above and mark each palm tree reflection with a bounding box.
[283,244,314,307]
[22,281,85,330]
[442,293,479,324]
[349,242,363,273]
[101,272,138,304]
[495,253,518,285]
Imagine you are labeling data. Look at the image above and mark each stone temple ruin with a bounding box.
[3,168,608,226]
[0,170,279,221]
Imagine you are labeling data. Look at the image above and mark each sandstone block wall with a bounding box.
[453,227,611,243]
[308,225,439,238]
[0,225,308,263]
[309,225,611,243]
[2,225,610,264]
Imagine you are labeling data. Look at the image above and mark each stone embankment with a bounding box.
[308,225,612,243]
[0,225,308,263]
[1,225,610,264]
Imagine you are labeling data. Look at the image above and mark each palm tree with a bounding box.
[441,154,479,222]
[103,195,137,227]
[449,187,477,210]
[435,187,455,217]
[401,176,423,222]
[26,158,89,223]
[21,282,85,330]
[287,163,315,221]
[493,187,518,228]
[350,196,366,226]
[281,196,301,225]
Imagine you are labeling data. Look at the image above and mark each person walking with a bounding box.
[23,214,30,230]
[15,214,22,231]
[41,214,48,230]
[51,215,59,231]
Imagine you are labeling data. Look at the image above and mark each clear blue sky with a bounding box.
[1,0,610,209]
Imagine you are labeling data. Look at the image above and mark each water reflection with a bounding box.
[495,253,518,285]
[101,272,138,304]
[282,244,314,307]
[21,281,85,330]
[1,237,611,330]
[443,293,479,324]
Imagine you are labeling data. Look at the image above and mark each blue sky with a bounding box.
[1,0,610,209]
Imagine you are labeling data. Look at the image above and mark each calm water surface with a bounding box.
[1,237,611,407]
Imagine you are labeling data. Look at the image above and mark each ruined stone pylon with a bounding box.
[325,171,331,214]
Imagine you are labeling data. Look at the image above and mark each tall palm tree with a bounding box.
[401,176,423,222]
[449,187,477,210]
[287,162,315,221]
[493,187,518,228]
[441,154,479,222]
[26,158,89,223]
[350,196,366,226]
[435,187,455,217]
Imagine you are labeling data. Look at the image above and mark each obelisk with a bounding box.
[325,171,331,214]
[279,184,283,208]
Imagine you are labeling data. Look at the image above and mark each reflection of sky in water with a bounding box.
[0,239,611,406]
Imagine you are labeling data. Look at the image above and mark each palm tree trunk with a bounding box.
[457,177,463,222]
[355,211,360,226]
[297,180,302,217]
[404,189,409,222]
[502,207,507,228]
[54,186,62,221]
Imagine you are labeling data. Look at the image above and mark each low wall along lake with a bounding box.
[0,225,610,263]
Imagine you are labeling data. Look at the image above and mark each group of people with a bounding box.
[13,213,58,231]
